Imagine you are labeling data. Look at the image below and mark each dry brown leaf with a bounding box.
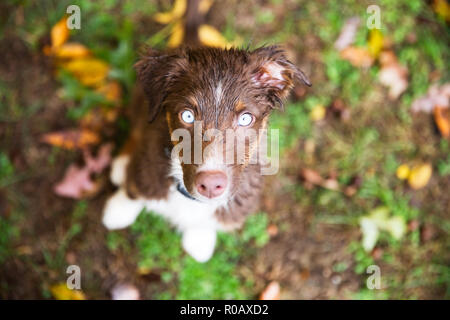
[344,175,362,197]
[84,143,113,174]
[301,168,324,185]
[379,50,408,100]
[340,46,374,68]
[54,165,96,198]
[51,17,69,48]
[54,144,112,199]
[433,106,450,137]
[408,163,432,190]
[267,224,279,237]
[301,168,341,191]
[41,129,100,150]
[260,281,280,300]
[50,283,86,300]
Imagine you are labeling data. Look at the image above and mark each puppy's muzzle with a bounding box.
[195,171,228,199]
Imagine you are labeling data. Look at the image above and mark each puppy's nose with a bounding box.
[195,171,228,198]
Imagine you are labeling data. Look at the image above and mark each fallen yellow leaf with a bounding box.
[51,17,69,48]
[433,0,450,22]
[63,58,109,87]
[54,43,91,59]
[50,283,86,300]
[310,105,326,121]
[167,21,185,48]
[396,164,410,180]
[368,29,383,58]
[198,24,230,48]
[408,163,432,190]
[137,266,151,275]
[199,0,214,14]
[154,0,187,24]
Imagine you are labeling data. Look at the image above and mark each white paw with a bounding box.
[102,188,145,230]
[182,228,217,263]
[110,155,130,187]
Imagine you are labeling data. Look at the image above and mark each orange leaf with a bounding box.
[433,106,450,137]
[54,43,91,59]
[51,17,69,48]
[340,46,374,68]
[63,58,109,87]
[41,129,100,150]
[96,81,122,103]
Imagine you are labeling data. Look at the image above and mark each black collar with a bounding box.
[176,183,199,201]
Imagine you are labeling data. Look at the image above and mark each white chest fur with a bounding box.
[102,155,222,262]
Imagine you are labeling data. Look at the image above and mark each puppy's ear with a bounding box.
[135,49,185,122]
[250,46,311,107]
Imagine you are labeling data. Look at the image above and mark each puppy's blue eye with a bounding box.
[180,110,195,124]
[238,112,254,126]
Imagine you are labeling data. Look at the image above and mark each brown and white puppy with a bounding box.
[102,46,310,262]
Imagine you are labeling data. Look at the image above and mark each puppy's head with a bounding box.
[136,46,310,204]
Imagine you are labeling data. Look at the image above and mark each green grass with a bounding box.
[0,153,19,265]
[130,211,269,299]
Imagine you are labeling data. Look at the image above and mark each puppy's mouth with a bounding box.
[176,181,230,206]
[176,182,199,201]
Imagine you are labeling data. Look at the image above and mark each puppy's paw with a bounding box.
[182,228,217,263]
[110,155,130,187]
[102,188,145,230]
